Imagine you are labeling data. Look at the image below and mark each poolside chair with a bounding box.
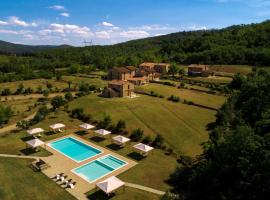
[64,179,72,185]
[68,181,76,189]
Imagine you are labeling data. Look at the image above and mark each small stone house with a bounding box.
[188,64,213,77]
[102,80,135,98]
[139,62,170,74]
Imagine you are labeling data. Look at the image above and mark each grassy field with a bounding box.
[0,157,75,200]
[69,93,217,156]
[0,99,38,125]
[137,83,226,109]
[0,75,107,93]
[184,76,232,84]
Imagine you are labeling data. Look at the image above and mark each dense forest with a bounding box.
[168,69,270,200]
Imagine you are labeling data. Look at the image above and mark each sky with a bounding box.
[0,0,269,46]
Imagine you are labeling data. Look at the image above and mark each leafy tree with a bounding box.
[64,92,74,101]
[51,96,66,110]
[16,120,30,130]
[43,89,50,98]
[1,88,11,96]
[152,134,164,148]
[168,64,180,77]
[130,128,144,142]
[98,114,112,129]
[16,83,24,94]
[0,105,13,125]
[114,119,126,133]
[56,71,62,81]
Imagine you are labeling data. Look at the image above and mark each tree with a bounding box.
[130,128,144,142]
[98,114,112,129]
[56,71,62,81]
[43,89,50,98]
[114,119,126,133]
[152,134,164,148]
[16,120,30,130]
[51,96,66,110]
[46,81,53,90]
[168,64,180,77]
[0,105,13,126]
[1,88,11,96]
[16,83,24,94]
[65,92,74,101]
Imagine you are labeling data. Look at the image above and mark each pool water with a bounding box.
[49,137,102,162]
[73,155,127,182]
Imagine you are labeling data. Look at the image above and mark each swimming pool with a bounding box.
[72,155,127,183]
[48,137,102,162]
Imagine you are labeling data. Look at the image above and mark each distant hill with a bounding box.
[36,20,270,67]
[0,40,72,54]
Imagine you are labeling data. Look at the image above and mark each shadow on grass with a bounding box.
[127,152,145,161]
[75,130,88,136]
[106,144,122,151]
[90,136,105,143]
[44,131,56,136]
[87,190,115,200]
[20,136,34,142]
[20,147,39,155]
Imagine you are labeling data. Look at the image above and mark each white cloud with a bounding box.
[0,20,8,26]
[95,31,110,39]
[102,21,114,27]
[8,16,37,27]
[60,12,70,17]
[49,5,66,11]
[119,30,150,39]
[0,29,18,35]
[23,34,34,40]
[129,24,177,31]
[46,23,93,37]
[188,25,207,31]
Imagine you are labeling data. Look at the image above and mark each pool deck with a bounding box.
[41,134,137,200]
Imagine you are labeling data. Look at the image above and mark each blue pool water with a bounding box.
[73,155,127,182]
[49,137,102,162]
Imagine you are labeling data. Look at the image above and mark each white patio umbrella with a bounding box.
[94,129,111,137]
[96,176,125,194]
[26,138,45,148]
[113,135,130,146]
[79,123,95,130]
[49,123,66,132]
[27,128,44,135]
[133,143,154,156]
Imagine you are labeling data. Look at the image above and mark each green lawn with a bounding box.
[137,83,226,109]
[69,93,217,156]
[0,157,75,200]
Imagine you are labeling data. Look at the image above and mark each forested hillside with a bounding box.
[0,40,71,54]
[168,70,270,200]
[36,20,270,67]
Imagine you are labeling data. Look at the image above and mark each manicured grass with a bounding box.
[137,83,226,109]
[0,157,76,200]
[69,93,217,156]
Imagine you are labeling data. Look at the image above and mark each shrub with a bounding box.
[98,114,112,129]
[16,120,31,130]
[152,134,164,148]
[1,88,11,96]
[51,96,66,110]
[168,95,180,102]
[130,128,144,142]
[65,92,74,101]
[142,135,152,144]
[71,108,84,118]
[114,119,126,133]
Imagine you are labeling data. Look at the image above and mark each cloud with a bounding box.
[102,21,114,27]
[0,29,18,34]
[23,34,34,40]
[45,23,93,37]
[129,24,177,31]
[0,20,8,26]
[119,30,150,39]
[188,25,207,31]
[8,16,37,27]
[95,31,110,39]
[49,5,66,11]
[60,12,70,17]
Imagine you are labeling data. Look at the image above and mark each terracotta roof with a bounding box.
[110,67,130,73]
[125,66,136,71]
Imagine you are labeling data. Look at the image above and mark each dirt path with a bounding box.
[0,112,37,135]
[125,182,165,195]
[0,153,40,160]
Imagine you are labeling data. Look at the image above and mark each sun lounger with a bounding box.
[68,181,76,189]
[31,159,50,171]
